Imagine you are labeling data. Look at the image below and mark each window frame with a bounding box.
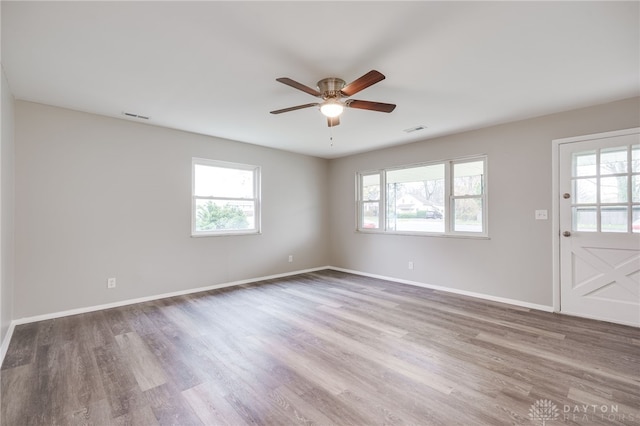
[191,158,261,237]
[570,144,639,233]
[357,171,383,231]
[356,156,488,237]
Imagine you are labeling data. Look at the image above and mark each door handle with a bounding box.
[563,231,571,237]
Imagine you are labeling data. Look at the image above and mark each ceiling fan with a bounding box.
[270,70,396,127]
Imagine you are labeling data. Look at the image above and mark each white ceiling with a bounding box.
[2,1,639,159]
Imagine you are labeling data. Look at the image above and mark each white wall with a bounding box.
[14,101,329,318]
[328,97,640,307]
[1,68,15,343]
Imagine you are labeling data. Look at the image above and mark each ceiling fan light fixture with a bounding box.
[271,70,395,127]
[320,100,344,118]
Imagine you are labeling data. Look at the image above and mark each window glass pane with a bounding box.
[632,144,639,173]
[387,164,444,184]
[601,206,627,233]
[387,211,444,233]
[574,178,597,204]
[453,198,482,233]
[387,209,445,233]
[195,199,254,232]
[453,161,483,196]
[632,206,640,234]
[633,175,640,203]
[194,165,254,198]
[573,207,597,232]
[386,164,445,233]
[362,174,380,201]
[573,151,596,177]
[600,176,628,203]
[362,202,379,229]
[600,146,627,175]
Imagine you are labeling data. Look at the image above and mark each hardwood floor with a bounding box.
[2,270,639,425]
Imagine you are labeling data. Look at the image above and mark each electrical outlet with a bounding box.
[408,261,414,270]
[288,255,293,263]
[107,277,116,289]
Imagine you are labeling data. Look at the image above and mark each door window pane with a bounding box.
[633,206,640,234]
[574,178,597,204]
[601,206,627,233]
[633,175,640,203]
[632,144,639,173]
[600,176,628,203]
[573,207,597,232]
[600,146,627,175]
[573,151,596,177]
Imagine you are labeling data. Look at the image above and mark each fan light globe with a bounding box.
[320,101,344,118]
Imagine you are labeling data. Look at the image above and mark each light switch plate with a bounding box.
[535,210,548,220]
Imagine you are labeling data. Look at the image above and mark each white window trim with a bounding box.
[356,155,488,238]
[450,157,488,237]
[192,158,261,237]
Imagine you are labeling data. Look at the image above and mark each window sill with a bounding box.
[355,229,490,240]
[191,231,261,238]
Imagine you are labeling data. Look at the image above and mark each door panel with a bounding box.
[559,131,640,326]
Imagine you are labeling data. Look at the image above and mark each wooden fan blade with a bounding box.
[270,103,319,114]
[340,70,385,97]
[327,116,340,127]
[346,99,396,113]
[276,78,322,97]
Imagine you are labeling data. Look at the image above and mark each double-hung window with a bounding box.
[357,156,487,236]
[192,158,261,236]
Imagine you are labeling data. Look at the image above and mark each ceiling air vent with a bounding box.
[122,112,150,120]
[403,125,427,133]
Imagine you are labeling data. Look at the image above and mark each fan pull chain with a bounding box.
[329,126,334,147]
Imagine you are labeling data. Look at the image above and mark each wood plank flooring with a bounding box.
[2,270,639,425]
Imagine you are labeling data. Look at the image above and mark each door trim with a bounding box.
[551,127,640,317]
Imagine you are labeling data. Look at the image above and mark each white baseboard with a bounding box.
[327,266,554,313]
[0,321,16,366]
[559,309,638,328]
[1,264,553,366]
[10,266,331,327]
[0,266,329,366]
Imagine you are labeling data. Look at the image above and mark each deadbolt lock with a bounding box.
[563,193,571,199]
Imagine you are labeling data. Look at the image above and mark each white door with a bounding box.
[559,129,640,327]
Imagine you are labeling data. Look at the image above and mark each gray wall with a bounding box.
[328,97,640,307]
[9,96,640,320]
[14,101,329,318]
[1,67,15,343]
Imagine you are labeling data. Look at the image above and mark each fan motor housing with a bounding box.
[317,78,345,99]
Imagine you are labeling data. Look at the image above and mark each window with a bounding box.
[357,156,487,236]
[571,144,639,233]
[452,160,485,233]
[361,173,381,230]
[192,158,261,236]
